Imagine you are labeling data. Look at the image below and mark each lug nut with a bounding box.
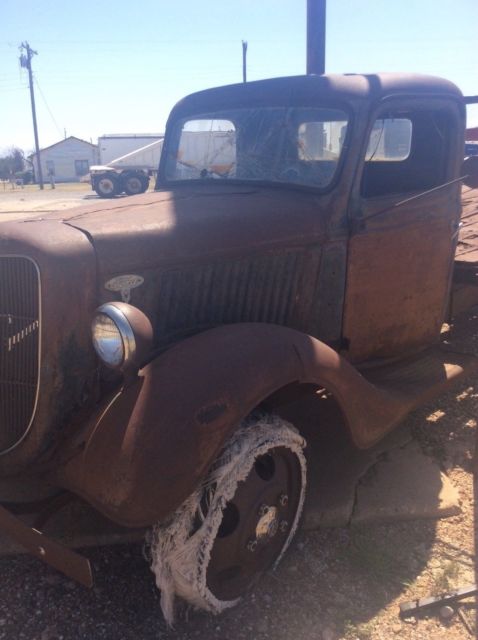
[279,493,289,507]
[246,538,258,552]
[279,520,289,533]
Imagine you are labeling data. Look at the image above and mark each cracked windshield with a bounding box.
[165,107,348,189]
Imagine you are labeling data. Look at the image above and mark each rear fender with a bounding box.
[56,323,407,527]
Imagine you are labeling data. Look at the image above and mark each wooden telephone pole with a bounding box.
[307,0,326,75]
[19,42,44,190]
[242,40,248,83]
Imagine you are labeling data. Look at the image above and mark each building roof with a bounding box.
[99,133,163,138]
[30,135,97,158]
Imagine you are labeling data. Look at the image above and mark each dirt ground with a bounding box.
[0,183,98,221]
[0,190,477,639]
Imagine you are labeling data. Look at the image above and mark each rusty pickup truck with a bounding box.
[1,72,478,620]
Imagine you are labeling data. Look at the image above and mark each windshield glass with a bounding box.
[164,107,349,189]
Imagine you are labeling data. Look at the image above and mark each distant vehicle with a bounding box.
[465,142,478,157]
[90,130,235,198]
[89,139,164,197]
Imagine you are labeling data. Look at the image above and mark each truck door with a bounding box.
[342,98,464,363]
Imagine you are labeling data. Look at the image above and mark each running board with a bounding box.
[361,345,478,411]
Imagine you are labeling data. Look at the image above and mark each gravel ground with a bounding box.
[0,313,476,640]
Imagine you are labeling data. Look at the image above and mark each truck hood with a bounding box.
[37,184,329,273]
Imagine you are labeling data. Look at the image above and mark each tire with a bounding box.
[139,173,150,193]
[94,173,119,198]
[147,414,306,624]
[123,172,149,196]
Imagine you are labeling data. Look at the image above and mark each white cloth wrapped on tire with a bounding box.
[146,413,307,625]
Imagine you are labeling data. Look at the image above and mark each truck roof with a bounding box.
[170,73,463,119]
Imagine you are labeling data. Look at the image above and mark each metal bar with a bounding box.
[457,606,474,636]
[357,175,468,228]
[0,503,93,588]
[399,585,477,618]
[465,96,478,105]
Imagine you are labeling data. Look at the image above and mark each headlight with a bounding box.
[91,303,153,370]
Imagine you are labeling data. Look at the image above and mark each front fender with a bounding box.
[56,323,407,527]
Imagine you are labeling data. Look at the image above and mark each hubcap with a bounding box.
[127,177,142,193]
[255,505,278,539]
[99,178,114,194]
[206,446,302,601]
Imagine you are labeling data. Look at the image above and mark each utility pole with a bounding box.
[307,0,326,75]
[242,40,248,83]
[19,42,44,189]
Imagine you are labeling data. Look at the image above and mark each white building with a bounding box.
[30,136,99,183]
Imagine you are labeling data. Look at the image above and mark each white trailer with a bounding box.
[90,130,234,198]
[90,138,164,198]
[98,134,163,164]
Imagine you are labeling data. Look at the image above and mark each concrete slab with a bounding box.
[351,440,461,525]
[302,425,416,530]
[277,391,461,530]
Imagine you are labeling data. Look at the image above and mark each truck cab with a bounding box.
[0,73,477,621]
[156,73,466,361]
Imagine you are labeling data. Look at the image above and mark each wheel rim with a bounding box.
[98,178,115,195]
[206,446,302,601]
[126,177,142,194]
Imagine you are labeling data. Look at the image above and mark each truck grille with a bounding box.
[0,257,40,454]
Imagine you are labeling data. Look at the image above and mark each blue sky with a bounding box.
[1,0,477,154]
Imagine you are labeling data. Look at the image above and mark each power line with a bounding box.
[33,76,63,139]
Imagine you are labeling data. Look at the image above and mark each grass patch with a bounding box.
[433,559,461,592]
[343,620,374,640]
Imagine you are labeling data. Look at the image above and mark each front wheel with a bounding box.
[147,414,306,624]
[94,173,119,198]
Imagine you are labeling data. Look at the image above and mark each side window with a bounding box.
[361,110,452,198]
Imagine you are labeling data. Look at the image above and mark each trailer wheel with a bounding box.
[139,173,150,193]
[94,173,119,198]
[147,414,307,624]
[123,172,148,196]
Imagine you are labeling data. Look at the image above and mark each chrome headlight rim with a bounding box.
[92,303,136,368]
